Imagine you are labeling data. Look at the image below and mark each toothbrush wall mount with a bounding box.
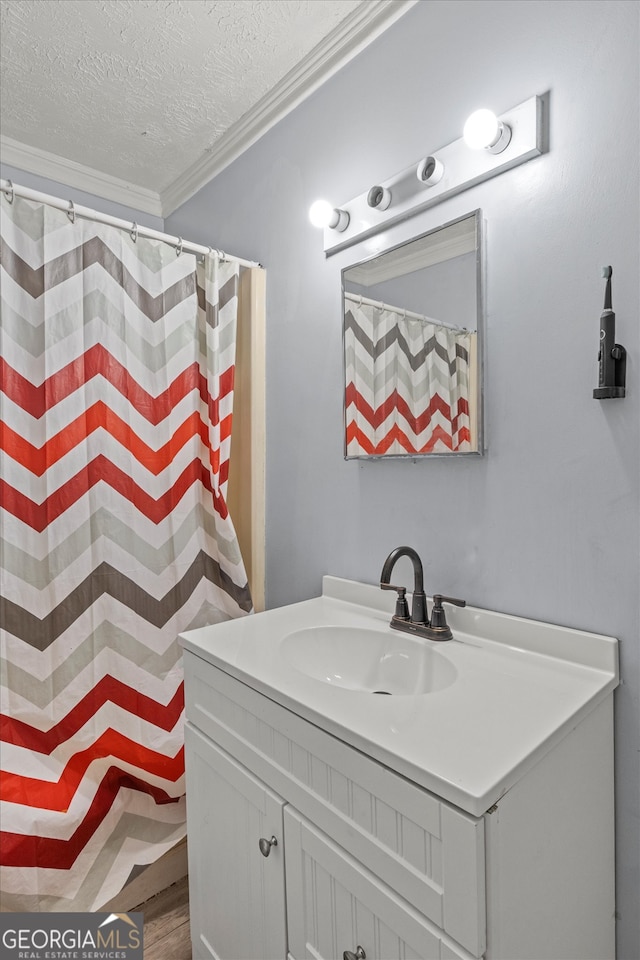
[321,94,547,255]
[593,266,626,400]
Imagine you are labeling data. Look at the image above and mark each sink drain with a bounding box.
[372,690,392,695]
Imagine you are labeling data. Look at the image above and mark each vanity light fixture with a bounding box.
[463,109,512,154]
[319,94,546,254]
[308,199,350,232]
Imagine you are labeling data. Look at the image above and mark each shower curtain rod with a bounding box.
[1,179,262,269]
[344,290,467,332]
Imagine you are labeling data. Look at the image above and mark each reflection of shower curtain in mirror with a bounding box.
[345,298,473,455]
[0,194,252,911]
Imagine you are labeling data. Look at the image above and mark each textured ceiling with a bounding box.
[0,0,363,195]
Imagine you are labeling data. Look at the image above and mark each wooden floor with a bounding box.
[134,876,191,960]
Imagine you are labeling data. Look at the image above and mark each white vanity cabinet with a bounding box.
[181,577,618,960]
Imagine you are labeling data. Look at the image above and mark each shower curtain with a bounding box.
[0,194,252,911]
[344,297,472,455]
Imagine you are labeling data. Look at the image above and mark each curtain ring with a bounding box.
[67,201,76,224]
[130,221,138,242]
[4,180,14,203]
[176,237,183,257]
[217,249,226,262]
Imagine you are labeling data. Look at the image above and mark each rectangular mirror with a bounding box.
[343,210,484,458]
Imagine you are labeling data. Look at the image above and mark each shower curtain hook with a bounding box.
[176,237,183,257]
[67,200,76,224]
[218,249,227,262]
[4,179,14,203]
[130,221,138,242]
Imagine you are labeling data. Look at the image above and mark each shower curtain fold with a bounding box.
[0,194,252,910]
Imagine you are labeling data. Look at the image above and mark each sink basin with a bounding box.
[279,625,457,695]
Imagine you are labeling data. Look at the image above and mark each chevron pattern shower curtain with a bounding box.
[0,194,252,910]
[345,298,473,455]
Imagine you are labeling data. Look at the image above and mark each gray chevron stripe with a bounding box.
[0,814,186,913]
[0,602,232,706]
[3,284,238,370]
[347,340,463,387]
[345,310,468,372]
[0,623,180,705]
[87,817,186,913]
[1,235,197,321]
[1,551,252,648]
[1,292,198,363]
[1,503,243,586]
[346,345,466,399]
[3,275,237,352]
[84,815,185,913]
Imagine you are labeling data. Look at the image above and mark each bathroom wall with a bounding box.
[0,162,164,229]
[166,2,639,952]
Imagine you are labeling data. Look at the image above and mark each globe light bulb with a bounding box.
[463,109,512,153]
[308,199,334,228]
[308,199,349,232]
[463,109,500,149]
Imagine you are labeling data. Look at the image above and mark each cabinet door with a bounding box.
[185,723,287,960]
[284,808,471,960]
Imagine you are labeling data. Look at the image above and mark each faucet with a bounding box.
[380,545,465,641]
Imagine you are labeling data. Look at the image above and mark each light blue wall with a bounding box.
[167,1,639,954]
[0,162,164,230]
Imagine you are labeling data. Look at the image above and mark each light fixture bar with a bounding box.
[323,94,546,255]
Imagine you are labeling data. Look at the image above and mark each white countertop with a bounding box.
[179,577,618,816]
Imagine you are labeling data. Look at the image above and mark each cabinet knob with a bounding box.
[258,835,278,857]
[343,948,366,960]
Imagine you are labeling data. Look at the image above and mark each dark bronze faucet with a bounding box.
[380,545,465,641]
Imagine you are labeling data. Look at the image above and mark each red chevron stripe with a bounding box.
[1,733,184,809]
[0,454,229,530]
[0,679,184,753]
[346,382,469,433]
[0,348,234,424]
[0,767,181,869]
[0,403,232,477]
[346,420,469,455]
[346,422,376,455]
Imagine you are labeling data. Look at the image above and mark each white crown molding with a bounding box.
[160,0,419,216]
[0,135,163,218]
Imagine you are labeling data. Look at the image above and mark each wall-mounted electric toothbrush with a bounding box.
[593,266,626,399]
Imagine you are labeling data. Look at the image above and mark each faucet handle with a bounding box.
[431,594,466,628]
[380,582,410,620]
